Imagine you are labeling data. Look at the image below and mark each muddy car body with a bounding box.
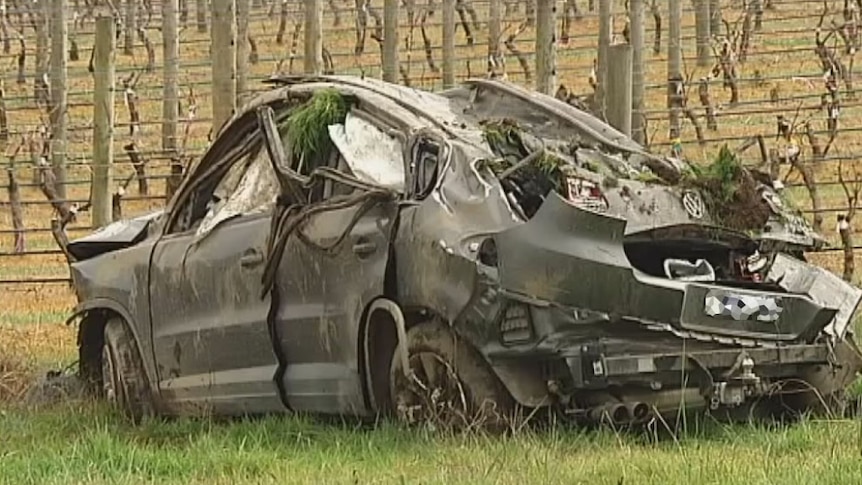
[65,75,862,426]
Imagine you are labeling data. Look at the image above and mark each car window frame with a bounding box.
[162,106,286,237]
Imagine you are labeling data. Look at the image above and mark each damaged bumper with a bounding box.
[492,192,859,343]
[479,193,862,420]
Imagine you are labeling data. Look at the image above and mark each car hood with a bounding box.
[67,210,163,261]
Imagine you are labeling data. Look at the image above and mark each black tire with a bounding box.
[389,320,514,431]
[101,318,154,423]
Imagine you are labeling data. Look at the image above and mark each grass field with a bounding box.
[1,403,861,485]
[4,2,862,484]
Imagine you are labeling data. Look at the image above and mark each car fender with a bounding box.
[67,297,159,396]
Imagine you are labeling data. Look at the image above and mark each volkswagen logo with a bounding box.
[682,190,706,219]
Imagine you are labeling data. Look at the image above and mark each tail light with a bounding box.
[500,304,533,345]
[565,176,609,212]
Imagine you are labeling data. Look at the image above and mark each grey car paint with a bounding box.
[64,75,862,422]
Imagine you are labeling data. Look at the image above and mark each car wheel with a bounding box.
[389,320,514,431]
[101,317,153,422]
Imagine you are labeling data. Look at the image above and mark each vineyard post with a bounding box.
[92,16,116,228]
[211,0,237,133]
[708,0,721,34]
[607,43,633,136]
[488,0,501,76]
[596,0,612,116]
[535,0,556,95]
[237,0,250,100]
[383,0,398,82]
[124,0,137,55]
[631,0,645,144]
[304,0,322,74]
[35,1,49,103]
[442,0,455,88]
[197,0,207,32]
[50,0,68,199]
[163,0,181,200]
[668,0,682,141]
[695,0,710,67]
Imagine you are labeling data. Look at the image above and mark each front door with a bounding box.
[149,213,283,415]
[148,113,285,416]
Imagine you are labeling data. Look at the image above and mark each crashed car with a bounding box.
[62,75,862,427]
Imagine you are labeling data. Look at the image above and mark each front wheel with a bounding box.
[389,320,514,431]
[101,318,154,422]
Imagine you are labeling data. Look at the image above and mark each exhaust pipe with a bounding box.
[588,403,630,424]
[626,401,651,422]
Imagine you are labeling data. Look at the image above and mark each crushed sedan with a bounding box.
[59,75,862,428]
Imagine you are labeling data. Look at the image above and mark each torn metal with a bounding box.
[59,75,862,427]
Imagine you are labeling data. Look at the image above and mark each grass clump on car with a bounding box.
[285,89,349,165]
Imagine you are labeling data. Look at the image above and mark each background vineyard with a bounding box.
[0,0,859,295]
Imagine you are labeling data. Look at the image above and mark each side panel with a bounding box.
[70,241,158,391]
[273,202,396,415]
[149,214,284,415]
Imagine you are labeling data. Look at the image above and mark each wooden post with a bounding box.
[92,17,116,228]
[596,0,612,116]
[211,0,237,132]
[535,0,556,94]
[50,0,68,199]
[442,0,455,87]
[236,0,250,102]
[124,0,137,55]
[668,0,682,142]
[694,0,710,67]
[709,0,721,34]
[488,0,502,77]
[35,1,48,104]
[630,0,646,144]
[607,44,633,136]
[163,0,181,200]
[382,0,398,82]
[197,0,208,32]
[304,0,322,74]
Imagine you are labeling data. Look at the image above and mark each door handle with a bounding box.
[352,238,377,257]
[239,249,265,268]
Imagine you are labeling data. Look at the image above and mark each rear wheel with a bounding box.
[101,318,153,422]
[389,320,513,431]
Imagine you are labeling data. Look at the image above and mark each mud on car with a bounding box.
[60,75,862,428]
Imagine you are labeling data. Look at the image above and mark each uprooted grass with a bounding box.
[0,323,76,402]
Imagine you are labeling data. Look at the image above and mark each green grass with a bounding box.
[1,402,861,485]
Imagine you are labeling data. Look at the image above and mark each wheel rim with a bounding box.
[101,346,119,406]
[392,351,470,429]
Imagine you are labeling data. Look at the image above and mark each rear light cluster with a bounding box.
[737,250,768,282]
[565,176,609,212]
[499,304,533,344]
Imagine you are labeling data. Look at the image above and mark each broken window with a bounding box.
[326,112,405,192]
[195,142,279,236]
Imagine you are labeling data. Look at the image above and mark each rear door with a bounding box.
[266,110,405,415]
[148,113,285,415]
[273,201,398,414]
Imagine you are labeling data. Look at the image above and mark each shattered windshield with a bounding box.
[196,144,279,236]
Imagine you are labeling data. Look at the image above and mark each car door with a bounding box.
[267,113,404,416]
[148,115,286,416]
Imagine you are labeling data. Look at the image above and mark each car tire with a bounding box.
[101,317,153,423]
[389,320,514,431]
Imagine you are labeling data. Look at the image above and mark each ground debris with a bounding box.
[22,369,90,407]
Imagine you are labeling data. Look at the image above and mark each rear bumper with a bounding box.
[482,292,861,417]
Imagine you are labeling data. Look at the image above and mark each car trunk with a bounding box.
[491,192,839,343]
